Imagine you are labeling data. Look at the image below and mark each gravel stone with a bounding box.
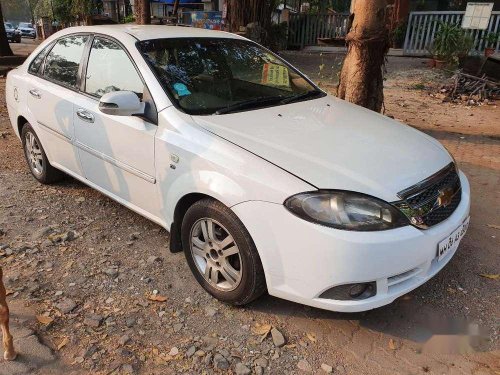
[271,327,286,347]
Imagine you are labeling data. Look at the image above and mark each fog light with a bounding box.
[319,282,377,301]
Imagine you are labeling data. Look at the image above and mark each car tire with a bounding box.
[21,123,65,184]
[181,198,266,306]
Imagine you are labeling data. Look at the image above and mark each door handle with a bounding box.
[29,89,41,99]
[76,109,95,123]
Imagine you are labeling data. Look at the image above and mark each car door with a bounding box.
[26,34,89,176]
[73,35,160,219]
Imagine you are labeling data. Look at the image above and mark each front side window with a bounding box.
[44,35,88,88]
[85,37,144,98]
[138,38,320,115]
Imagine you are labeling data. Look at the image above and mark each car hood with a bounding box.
[192,95,452,202]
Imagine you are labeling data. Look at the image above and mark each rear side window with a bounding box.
[44,35,88,88]
[84,37,144,98]
[28,44,52,75]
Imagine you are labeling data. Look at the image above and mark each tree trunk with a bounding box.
[0,4,14,57]
[337,0,389,112]
[226,0,274,39]
[135,0,151,24]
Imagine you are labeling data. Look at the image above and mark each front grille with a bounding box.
[422,190,461,226]
[394,163,462,229]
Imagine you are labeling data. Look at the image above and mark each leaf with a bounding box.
[6,289,14,296]
[251,323,272,336]
[486,224,500,230]
[57,337,69,350]
[479,274,499,280]
[148,294,168,302]
[388,339,397,350]
[36,315,54,325]
[306,332,317,343]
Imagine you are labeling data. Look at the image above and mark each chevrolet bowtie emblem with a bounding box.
[437,187,454,207]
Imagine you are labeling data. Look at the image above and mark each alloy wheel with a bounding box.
[25,132,44,176]
[190,218,242,291]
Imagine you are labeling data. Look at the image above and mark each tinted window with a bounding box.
[85,37,144,98]
[44,35,88,87]
[138,38,317,115]
[29,44,51,75]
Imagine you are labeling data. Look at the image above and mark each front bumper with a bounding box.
[231,171,470,312]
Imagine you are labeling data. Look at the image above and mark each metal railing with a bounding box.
[288,13,350,49]
[403,11,500,56]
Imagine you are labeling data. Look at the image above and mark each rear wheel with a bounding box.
[181,199,266,305]
[21,123,65,184]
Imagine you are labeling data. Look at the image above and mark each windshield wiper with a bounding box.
[281,90,324,104]
[215,96,285,115]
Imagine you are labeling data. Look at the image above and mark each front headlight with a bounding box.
[284,191,409,231]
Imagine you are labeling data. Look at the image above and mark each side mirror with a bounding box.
[98,91,145,117]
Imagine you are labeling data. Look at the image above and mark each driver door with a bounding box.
[73,36,160,219]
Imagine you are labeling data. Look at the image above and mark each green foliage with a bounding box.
[52,0,101,23]
[122,14,135,24]
[483,32,499,47]
[430,22,473,63]
[267,22,288,51]
[392,22,407,48]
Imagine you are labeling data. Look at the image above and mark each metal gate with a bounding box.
[403,11,500,56]
[287,13,350,49]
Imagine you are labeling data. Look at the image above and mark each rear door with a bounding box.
[26,34,89,176]
[73,35,160,219]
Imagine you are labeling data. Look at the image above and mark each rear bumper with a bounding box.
[232,171,471,312]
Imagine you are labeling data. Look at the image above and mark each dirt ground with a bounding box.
[0,44,499,375]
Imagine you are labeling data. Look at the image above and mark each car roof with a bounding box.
[55,24,245,42]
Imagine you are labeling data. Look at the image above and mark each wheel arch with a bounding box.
[169,192,217,253]
[17,115,29,137]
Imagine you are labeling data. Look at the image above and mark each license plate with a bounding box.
[437,217,470,261]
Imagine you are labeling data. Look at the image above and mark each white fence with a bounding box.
[403,11,500,56]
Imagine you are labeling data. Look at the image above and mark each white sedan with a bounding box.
[6,25,470,312]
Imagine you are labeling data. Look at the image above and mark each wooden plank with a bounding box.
[403,12,413,54]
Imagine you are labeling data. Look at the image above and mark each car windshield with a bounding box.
[4,23,13,29]
[138,38,322,115]
[19,23,32,28]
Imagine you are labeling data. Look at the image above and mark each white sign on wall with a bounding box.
[462,2,494,30]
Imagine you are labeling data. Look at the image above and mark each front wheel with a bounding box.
[181,199,266,305]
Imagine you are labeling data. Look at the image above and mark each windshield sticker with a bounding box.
[262,63,290,88]
[173,82,191,97]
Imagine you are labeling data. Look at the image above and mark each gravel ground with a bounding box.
[0,45,499,374]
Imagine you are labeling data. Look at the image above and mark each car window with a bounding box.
[44,35,88,88]
[5,23,13,29]
[20,23,31,28]
[29,44,52,75]
[85,37,144,99]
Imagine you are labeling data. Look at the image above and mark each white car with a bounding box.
[6,25,470,312]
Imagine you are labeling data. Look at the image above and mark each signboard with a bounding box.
[190,11,222,30]
[462,2,494,30]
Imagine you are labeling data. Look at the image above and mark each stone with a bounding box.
[255,366,264,375]
[321,363,333,373]
[213,353,230,370]
[297,359,312,373]
[235,362,251,375]
[121,363,135,374]
[119,335,130,346]
[147,255,161,264]
[205,306,218,317]
[255,357,268,368]
[103,267,119,277]
[169,347,179,356]
[55,298,77,314]
[84,314,103,328]
[125,317,136,328]
[186,345,196,357]
[201,336,218,351]
[173,323,183,332]
[271,328,286,347]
